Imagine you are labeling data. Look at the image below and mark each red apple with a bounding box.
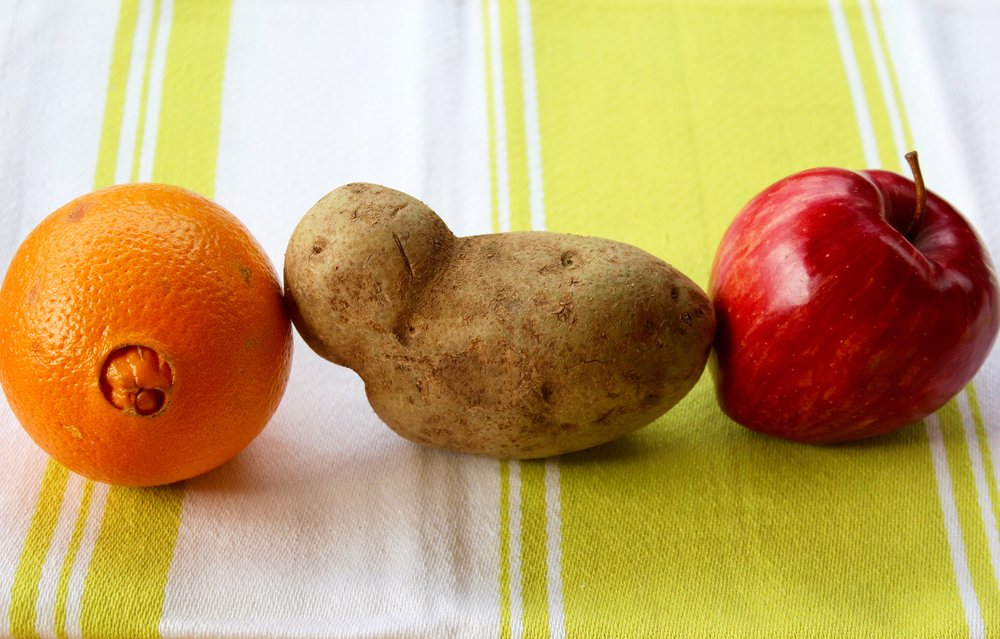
[709,153,1000,444]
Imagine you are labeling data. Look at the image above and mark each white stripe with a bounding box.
[866,4,989,633]
[827,0,880,169]
[514,0,545,233]
[137,0,174,183]
[508,460,524,639]
[857,0,908,164]
[486,0,511,233]
[544,459,566,639]
[957,390,1000,590]
[926,414,986,639]
[32,474,86,638]
[63,481,110,639]
[114,0,156,184]
[490,3,561,634]
[981,389,1000,551]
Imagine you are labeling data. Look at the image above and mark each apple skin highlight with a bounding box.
[709,165,1000,444]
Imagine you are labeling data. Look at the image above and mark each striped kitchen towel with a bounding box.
[2,0,999,637]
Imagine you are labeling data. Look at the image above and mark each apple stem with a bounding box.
[904,151,927,240]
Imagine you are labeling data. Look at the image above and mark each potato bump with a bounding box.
[284,183,715,458]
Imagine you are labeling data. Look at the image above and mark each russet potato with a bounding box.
[283,183,715,458]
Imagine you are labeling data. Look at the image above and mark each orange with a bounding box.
[0,183,293,486]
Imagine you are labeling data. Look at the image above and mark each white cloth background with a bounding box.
[1,0,1000,637]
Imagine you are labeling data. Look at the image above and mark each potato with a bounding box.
[283,183,715,458]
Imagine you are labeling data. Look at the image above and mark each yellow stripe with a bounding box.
[498,459,513,639]
[94,0,141,189]
[79,485,184,639]
[483,0,502,234]
[535,0,869,288]
[488,3,522,631]
[53,480,95,639]
[130,0,163,183]
[534,0,966,634]
[492,4,552,631]
[938,399,1000,630]
[966,384,1000,552]
[8,460,70,639]
[499,0,531,233]
[8,2,149,636]
[842,0,897,170]
[151,0,233,197]
[519,460,550,638]
[75,1,232,636]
